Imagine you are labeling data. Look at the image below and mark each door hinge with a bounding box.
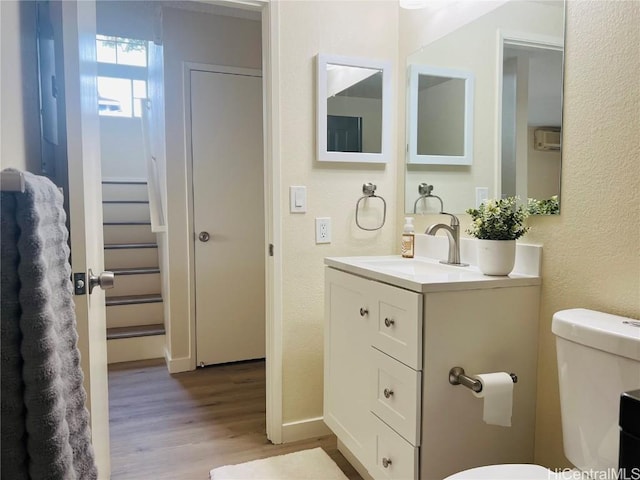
[269,243,274,257]
[73,272,87,295]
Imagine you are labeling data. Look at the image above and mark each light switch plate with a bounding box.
[315,217,331,244]
[289,186,307,213]
[475,187,489,208]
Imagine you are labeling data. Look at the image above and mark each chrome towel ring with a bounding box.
[413,182,444,214]
[356,183,387,231]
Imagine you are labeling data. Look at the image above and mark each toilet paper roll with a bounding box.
[471,372,514,427]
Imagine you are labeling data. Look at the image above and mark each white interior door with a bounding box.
[191,68,265,366]
[62,1,110,476]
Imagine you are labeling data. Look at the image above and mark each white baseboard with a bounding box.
[164,348,194,373]
[281,416,331,443]
[107,335,165,364]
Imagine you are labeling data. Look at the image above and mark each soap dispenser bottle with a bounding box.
[401,217,415,258]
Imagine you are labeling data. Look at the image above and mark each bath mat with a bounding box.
[209,447,349,480]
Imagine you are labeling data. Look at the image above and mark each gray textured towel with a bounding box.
[1,170,97,479]
[1,190,30,480]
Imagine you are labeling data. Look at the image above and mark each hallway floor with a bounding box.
[108,359,361,479]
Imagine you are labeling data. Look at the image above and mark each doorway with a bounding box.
[500,37,563,202]
[189,66,266,367]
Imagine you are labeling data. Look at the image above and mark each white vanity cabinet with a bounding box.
[325,267,423,479]
[324,256,541,480]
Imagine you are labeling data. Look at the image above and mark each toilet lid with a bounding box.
[444,464,551,480]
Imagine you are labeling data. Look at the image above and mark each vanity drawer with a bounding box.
[369,281,423,370]
[370,414,418,480]
[371,348,421,446]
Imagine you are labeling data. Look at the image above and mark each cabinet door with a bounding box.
[324,268,373,465]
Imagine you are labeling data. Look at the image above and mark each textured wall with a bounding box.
[278,0,399,424]
[529,0,640,467]
[402,0,639,468]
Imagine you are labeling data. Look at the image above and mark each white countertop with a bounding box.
[324,255,541,293]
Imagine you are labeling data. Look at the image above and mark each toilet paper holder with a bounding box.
[449,366,517,393]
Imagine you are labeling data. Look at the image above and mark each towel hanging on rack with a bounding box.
[1,169,98,480]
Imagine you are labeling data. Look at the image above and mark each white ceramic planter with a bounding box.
[476,239,516,276]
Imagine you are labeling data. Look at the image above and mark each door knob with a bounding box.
[199,231,210,242]
[88,269,115,294]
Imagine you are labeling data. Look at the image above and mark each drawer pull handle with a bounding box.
[382,457,392,468]
[360,307,369,317]
[384,317,395,327]
[383,388,394,399]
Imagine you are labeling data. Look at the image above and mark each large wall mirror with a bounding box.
[317,54,392,163]
[404,0,565,215]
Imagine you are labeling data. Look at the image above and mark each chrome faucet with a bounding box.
[425,213,468,266]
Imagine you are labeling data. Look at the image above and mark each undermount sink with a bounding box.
[355,257,466,276]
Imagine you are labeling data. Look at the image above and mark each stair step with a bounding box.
[103,202,151,223]
[104,222,152,226]
[105,247,159,269]
[112,267,160,275]
[107,334,165,364]
[108,271,161,298]
[102,180,147,185]
[106,293,163,306]
[102,182,148,202]
[107,300,164,329]
[105,243,157,249]
[107,324,165,340]
[104,224,155,244]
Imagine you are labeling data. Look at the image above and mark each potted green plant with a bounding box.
[465,197,530,275]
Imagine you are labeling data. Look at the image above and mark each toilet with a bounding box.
[445,308,640,480]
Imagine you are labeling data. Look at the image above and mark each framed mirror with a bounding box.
[407,65,474,165]
[317,54,392,163]
[403,0,565,215]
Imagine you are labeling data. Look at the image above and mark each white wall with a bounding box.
[99,117,146,180]
[96,0,156,41]
[529,0,640,466]
[0,0,41,173]
[277,0,399,427]
[417,79,465,156]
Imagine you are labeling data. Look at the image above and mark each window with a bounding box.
[96,35,148,118]
[96,35,147,67]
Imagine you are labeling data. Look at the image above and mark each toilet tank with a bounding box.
[552,309,640,474]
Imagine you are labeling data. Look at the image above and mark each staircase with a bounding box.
[102,180,165,364]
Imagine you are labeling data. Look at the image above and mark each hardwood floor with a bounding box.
[108,359,362,479]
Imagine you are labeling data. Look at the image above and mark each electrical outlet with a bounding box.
[475,187,489,208]
[315,217,331,244]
